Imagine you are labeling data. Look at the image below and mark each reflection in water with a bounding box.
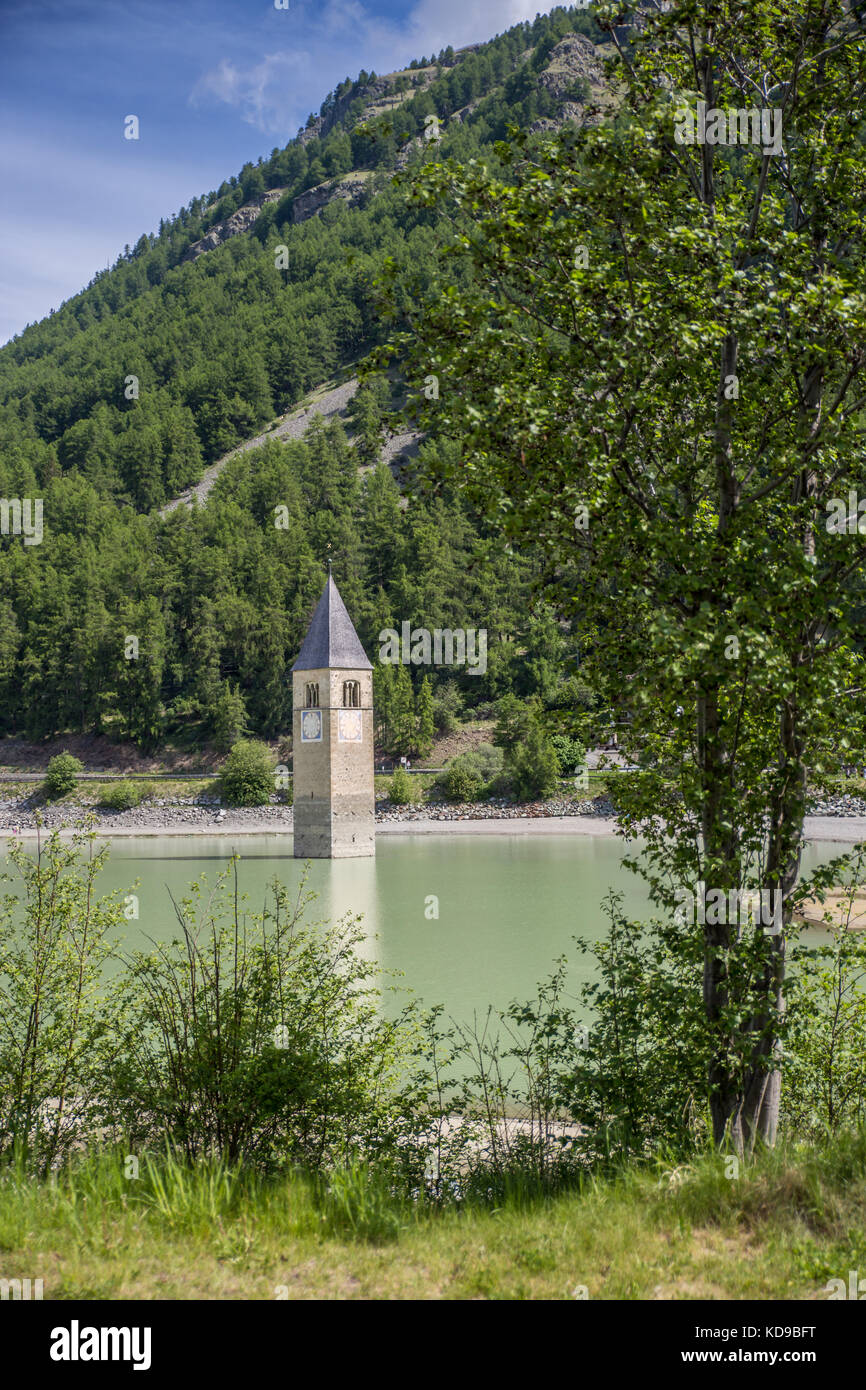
[313,856,381,973]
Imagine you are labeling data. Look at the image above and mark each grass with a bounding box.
[817,774,866,799]
[374,772,439,801]
[371,766,621,806]
[1,1134,865,1300]
[83,777,215,806]
[0,777,219,805]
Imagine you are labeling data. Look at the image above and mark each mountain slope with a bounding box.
[0,6,607,752]
[0,6,607,512]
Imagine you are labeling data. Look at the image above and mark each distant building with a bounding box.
[291,571,375,858]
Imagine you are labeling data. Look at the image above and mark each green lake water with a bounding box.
[26,832,847,1026]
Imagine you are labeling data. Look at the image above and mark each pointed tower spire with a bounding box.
[291,575,372,672]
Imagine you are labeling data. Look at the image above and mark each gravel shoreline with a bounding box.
[0,793,616,837]
[1,793,865,842]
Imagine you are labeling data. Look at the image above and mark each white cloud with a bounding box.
[190,50,312,136]
[320,0,369,34]
[405,0,543,54]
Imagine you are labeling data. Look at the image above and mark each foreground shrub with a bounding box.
[6,834,863,1195]
[219,739,274,806]
[104,866,428,1172]
[0,827,124,1174]
[425,893,713,1175]
[783,919,866,1141]
[43,753,83,800]
[450,873,866,1170]
[0,832,431,1182]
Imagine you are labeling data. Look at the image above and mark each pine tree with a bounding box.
[116,597,166,749]
[190,598,222,715]
[360,463,403,587]
[212,682,249,752]
[373,662,395,752]
[391,664,415,756]
[416,674,434,758]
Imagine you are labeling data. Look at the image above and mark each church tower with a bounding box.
[291,571,375,858]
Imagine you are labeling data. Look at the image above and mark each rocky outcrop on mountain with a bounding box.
[291,172,370,224]
[541,33,604,99]
[451,98,483,124]
[529,33,610,135]
[394,97,480,170]
[395,134,428,171]
[181,169,371,255]
[181,39,611,259]
[299,66,437,147]
[182,188,286,261]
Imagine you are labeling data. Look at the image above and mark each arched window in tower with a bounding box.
[342,680,360,709]
[304,682,319,708]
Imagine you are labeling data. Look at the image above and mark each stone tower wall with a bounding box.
[292,667,375,858]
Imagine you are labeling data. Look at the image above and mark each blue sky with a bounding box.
[0,0,550,344]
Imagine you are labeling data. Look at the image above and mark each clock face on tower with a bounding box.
[300,709,322,742]
[338,709,363,743]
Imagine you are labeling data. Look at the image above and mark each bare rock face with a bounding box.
[528,34,609,134]
[395,135,426,171]
[291,172,370,225]
[299,66,435,148]
[539,33,605,101]
[451,98,483,124]
[183,188,286,262]
[298,119,326,147]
